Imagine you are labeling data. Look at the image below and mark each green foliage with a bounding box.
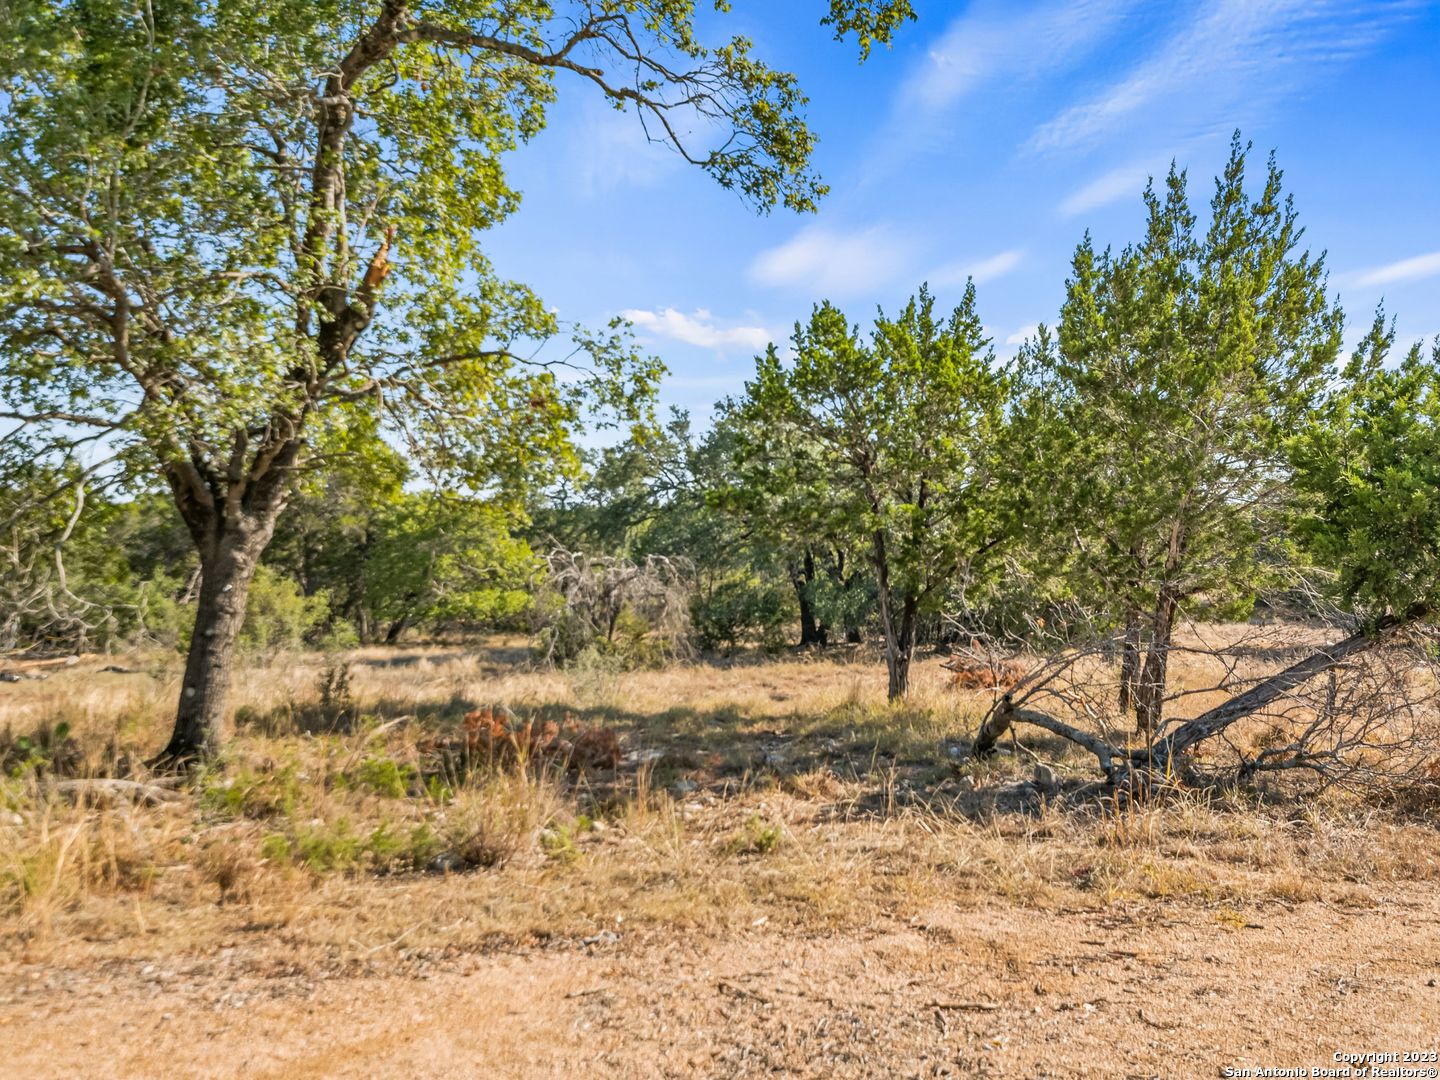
[692,577,796,654]
[348,756,419,799]
[725,814,783,856]
[201,764,304,820]
[359,495,537,639]
[0,721,80,778]
[1025,137,1342,624]
[1291,321,1440,616]
[260,817,440,874]
[238,567,331,655]
[729,282,1011,693]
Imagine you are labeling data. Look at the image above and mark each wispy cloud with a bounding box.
[902,0,1137,112]
[1349,251,1440,288]
[1004,324,1039,346]
[620,307,774,353]
[929,249,1026,288]
[1058,159,1165,217]
[1030,0,1418,154]
[570,100,678,197]
[749,223,916,297]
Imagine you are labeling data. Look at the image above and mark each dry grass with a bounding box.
[3,631,1440,972]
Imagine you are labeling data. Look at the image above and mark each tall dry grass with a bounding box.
[3,635,1439,967]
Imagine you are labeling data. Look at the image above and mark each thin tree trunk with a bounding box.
[384,615,409,645]
[829,547,863,643]
[794,547,827,647]
[1134,591,1177,736]
[887,596,918,700]
[1117,606,1141,716]
[872,531,917,701]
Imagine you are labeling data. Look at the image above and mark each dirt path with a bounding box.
[6,890,1439,1078]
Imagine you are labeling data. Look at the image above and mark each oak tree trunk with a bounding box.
[794,547,828,647]
[155,437,298,765]
[156,533,266,764]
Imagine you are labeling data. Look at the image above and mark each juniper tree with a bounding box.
[1030,136,1343,734]
[732,284,1010,699]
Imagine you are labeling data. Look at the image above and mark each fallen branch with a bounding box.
[928,1000,1001,1011]
[973,695,1119,779]
[1144,605,1427,770]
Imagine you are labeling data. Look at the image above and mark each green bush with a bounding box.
[239,566,331,654]
[692,578,795,654]
[348,755,418,799]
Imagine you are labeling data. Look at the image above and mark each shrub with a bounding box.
[692,578,795,654]
[239,566,331,655]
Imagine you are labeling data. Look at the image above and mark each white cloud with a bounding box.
[902,0,1137,112]
[620,307,774,353]
[749,223,916,297]
[1349,251,1440,289]
[1030,0,1417,154]
[1057,160,1163,217]
[1004,324,1039,346]
[929,249,1026,288]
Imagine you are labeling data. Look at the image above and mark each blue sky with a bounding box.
[484,0,1440,420]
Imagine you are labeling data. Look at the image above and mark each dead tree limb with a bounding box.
[48,778,184,805]
[974,695,1120,779]
[1142,605,1428,771]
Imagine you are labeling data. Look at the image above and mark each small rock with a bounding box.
[581,930,620,947]
[671,778,698,796]
[426,852,466,874]
[1034,763,1058,791]
[953,775,975,793]
[0,672,20,683]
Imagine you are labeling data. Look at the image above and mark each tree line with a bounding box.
[4,3,1437,777]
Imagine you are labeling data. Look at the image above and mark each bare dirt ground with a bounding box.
[4,891,1438,1078]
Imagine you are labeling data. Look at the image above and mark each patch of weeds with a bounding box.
[1213,906,1248,930]
[725,814,783,857]
[423,775,454,804]
[347,755,418,799]
[293,819,364,872]
[258,833,292,864]
[1,721,83,778]
[201,764,304,820]
[539,824,582,863]
[363,821,442,871]
[259,819,440,874]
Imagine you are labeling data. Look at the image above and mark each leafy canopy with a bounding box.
[1022,136,1344,622]
[0,0,913,524]
[732,282,1010,617]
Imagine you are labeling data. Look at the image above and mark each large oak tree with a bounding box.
[0,0,913,761]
